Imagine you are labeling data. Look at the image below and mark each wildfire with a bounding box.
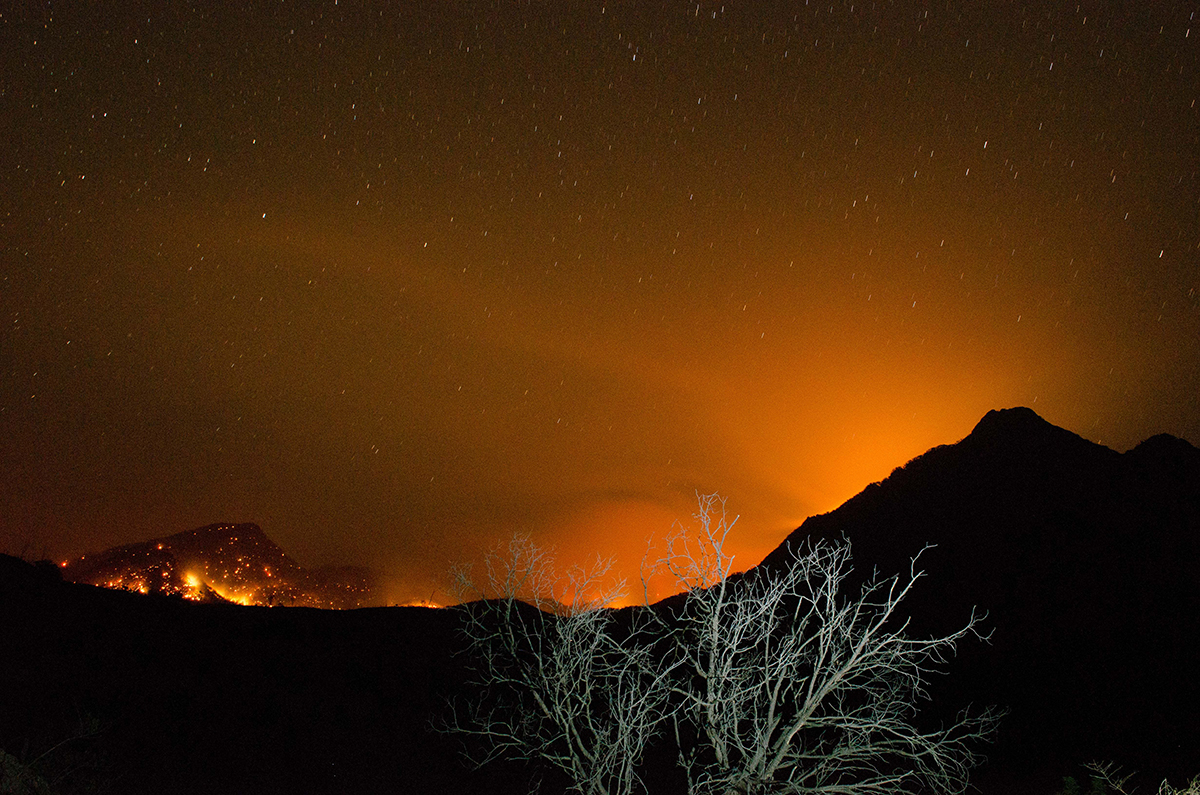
[209,581,253,605]
[396,598,444,608]
[61,523,378,608]
[183,572,202,601]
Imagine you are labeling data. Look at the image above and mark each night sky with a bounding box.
[2,2,1198,604]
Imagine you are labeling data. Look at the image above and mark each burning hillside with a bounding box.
[61,523,376,608]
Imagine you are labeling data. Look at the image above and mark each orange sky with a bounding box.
[2,2,1197,605]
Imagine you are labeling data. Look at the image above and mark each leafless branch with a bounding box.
[1081,760,1200,795]
[440,535,680,795]
[659,494,1000,795]
[441,496,999,795]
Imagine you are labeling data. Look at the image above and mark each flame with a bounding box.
[209,582,253,605]
[182,572,203,601]
[74,549,375,609]
[395,598,443,608]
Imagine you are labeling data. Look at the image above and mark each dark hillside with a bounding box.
[0,556,541,795]
[759,407,1200,787]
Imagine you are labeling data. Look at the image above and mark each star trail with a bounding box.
[2,1,1197,603]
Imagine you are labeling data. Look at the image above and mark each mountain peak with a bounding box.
[170,522,269,544]
[971,405,1046,432]
[1129,432,1199,459]
[967,406,1063,443]
[961,406,1102,461]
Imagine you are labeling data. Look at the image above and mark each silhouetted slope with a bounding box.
[0,555,548,795]
[759,407,1200,785]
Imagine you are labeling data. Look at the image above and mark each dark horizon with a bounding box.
[45,407,1200,608]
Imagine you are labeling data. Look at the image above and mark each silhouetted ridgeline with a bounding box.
[2,407,1197,794]
[759,407,1200,787]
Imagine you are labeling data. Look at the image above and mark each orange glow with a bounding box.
[208,582,253,606]
[537,499,696,606]
[8,2,1196,611]
[180,572,202,601]
[395,598,444,608]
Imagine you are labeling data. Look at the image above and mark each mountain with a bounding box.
[758,406,1200,787]
[61,522,378,609]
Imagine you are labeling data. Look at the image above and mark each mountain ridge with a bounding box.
[757,406,1200,782]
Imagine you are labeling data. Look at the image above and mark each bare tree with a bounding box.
[441,535,680,795]
[659,494,1000,795]
[1084,761,1200,795]
[442,497,998,795]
